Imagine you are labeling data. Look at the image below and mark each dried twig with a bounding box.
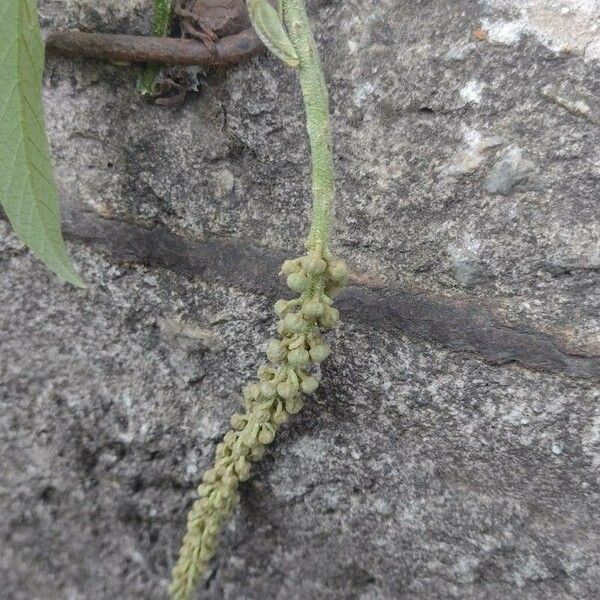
[45,28,265,67]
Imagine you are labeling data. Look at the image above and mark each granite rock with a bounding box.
[2,1,600,599]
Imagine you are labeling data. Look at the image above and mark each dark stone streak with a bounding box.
[7,205,600,381]
[61,207,287,300]
[338,287,599,380]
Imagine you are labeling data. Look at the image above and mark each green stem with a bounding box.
[169,3,344,599]
[282,0,335,252]
[138,0,174,95]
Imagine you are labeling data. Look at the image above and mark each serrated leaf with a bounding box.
[0,0,84,287]
[247,0,300,68]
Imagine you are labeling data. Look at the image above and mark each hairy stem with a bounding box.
[282,0,334,251]
[139,0,174,95]
[169,3,342,598]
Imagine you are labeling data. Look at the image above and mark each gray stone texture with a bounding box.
[2,1,600,599]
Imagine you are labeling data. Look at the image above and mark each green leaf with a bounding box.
[0,0,84,287]
[247,0,300,68]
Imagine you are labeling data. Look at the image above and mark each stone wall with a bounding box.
[2,1,600,599]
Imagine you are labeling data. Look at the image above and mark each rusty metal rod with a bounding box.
[45,28,265,66]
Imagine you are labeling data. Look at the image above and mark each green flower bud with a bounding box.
[258,365,276,379]
[249,444,266,461]
[230,413,246,430]
[287,272,309,293]
[235,457,251,481]
[254,407,271,423]
[199,546,215,562]
[222,473,237,488]
[329,260,348,283]
[229,443,243,460]
[302,298,324,318]
[309,343,331,363]
[283,312,305,333]
[266,340,287,362]
[241,424,260,447]
[301,255,327,274]
[190,498,208,516]
[319,306,340,329]
[281,259,301,275]
[205,521,220,537]
[198,483,214,497]
[183,532,199,547]
[209,489,223,508]
[300,375,319,394]
[288,347,310,366]
[215,442,226,458]
[259,381,277,398]
[223,431,237,445]
[325,283,341,298]
[285,396,304,415]
[271,401,288,425]
[243,383,260,401]
[274,299,289,316]
[201,537,216,554]
[258,424,276,445]
[221,498,235,515]
[202,469,217,484]
[287,370,300,391]
[287,335,305,351]
[277,380,295,400]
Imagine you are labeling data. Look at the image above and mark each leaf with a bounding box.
[0,0,84,287]
[247,0,300,68]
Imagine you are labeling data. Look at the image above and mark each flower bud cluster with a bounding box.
[170,249,347,600]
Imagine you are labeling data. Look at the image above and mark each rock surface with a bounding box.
[2,1,600,599]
